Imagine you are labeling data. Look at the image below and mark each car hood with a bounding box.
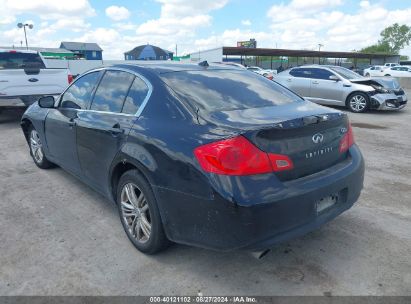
[350,77,401,89]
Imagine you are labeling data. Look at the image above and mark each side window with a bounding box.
[290,68,312,78]
[90,70,135,113]
[122,76,150,115]
[60,71,101,109]
[370,67,375,70]
[289,68,301,77]
[309,68,334,80]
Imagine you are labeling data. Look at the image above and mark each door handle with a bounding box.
[287,78,292,82]
[109,128,124,134]
[68,118,76,127]
[312,81,319,84]
[108,123,124,136]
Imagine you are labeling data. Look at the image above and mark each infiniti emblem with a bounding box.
[312,133,324,144]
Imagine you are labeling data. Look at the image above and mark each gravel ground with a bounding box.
[0,99,410,296]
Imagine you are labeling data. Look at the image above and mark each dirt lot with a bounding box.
[0,100,410,296]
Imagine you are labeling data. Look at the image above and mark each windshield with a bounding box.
[329,66,363,80]
[161,69,302,112]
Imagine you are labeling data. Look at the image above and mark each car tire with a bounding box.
[384,74,390,76]
[117,169,169,254]
[29,126,54,169]
[347,92,370,113]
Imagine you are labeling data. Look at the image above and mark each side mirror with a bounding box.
[329,75,340,81]
[38,96,55,108]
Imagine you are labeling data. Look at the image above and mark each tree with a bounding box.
[380,23,411,54]
[359,23,411,55]
[360,41,391,54]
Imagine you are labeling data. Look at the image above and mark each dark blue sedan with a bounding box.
[20,63,364,256]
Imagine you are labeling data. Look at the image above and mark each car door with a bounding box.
[307,68,344,105]
[284,68,311,97]
[44,71,102,176]
[375,66,385,76]
[76,69,151,193]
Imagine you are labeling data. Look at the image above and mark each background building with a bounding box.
[188,46,400,70]
[0,46,74,59]
[60,42,103,60]
[124,44,173,60]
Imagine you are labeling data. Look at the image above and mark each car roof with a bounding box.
[105,62,239,75]
[298,64,348,69]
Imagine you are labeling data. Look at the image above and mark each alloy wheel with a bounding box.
[30,130,44,163]
[350,95,367,112]
[120,183,151,243]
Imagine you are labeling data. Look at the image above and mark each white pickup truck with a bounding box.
[0,49,72,109]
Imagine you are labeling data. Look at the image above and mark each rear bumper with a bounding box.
[155,145,365,251]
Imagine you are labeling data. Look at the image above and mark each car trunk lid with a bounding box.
[205,102,350,180]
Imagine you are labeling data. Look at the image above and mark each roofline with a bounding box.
[60,41,103,51]
[222,46,399,59]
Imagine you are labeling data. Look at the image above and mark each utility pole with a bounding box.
[175,44,178,57]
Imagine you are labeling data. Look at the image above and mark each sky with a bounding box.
[1,0,411,59]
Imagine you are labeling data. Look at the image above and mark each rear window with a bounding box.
[0,52,45,70]
[160,69,302,112]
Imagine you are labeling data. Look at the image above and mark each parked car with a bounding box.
[214,62,246,69]
[0,49,72,111]
[246,66,274,80]
[275,65,407,112]
[381,66,411,77]
[363,65,385,77]
[21,63,364,256]
[265,69,278,75]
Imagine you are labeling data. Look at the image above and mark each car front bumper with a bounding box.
[370,92,407,110]
[154,145,365,251]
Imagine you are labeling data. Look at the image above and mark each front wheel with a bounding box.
[29,126,54,169]
[117,170,169,254]
[347,92,370,113]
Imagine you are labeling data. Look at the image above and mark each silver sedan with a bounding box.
[275,65,407,113]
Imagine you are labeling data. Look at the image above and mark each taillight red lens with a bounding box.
[68,74,73,84]
[194,136,293,175]
[339,123,354,153]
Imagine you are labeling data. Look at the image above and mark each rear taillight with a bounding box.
[339,123,354,153]
[68,74,73,84]
[194,135,293,175]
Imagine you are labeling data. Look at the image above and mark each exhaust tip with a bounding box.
[251,249,271,259]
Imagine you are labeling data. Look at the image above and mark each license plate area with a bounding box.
[316,194,339,213]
